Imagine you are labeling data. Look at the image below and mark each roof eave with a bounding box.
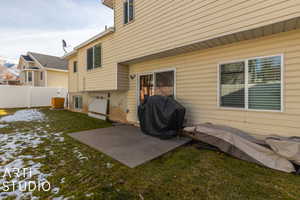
[102,0,114,9]
[62,27,115,59]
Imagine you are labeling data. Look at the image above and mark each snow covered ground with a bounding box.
[0,109,45,123]
[0,109,67,200]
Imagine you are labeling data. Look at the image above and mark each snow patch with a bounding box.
[0,131,51,199]
[73,148,88,162]
[0,124,8,128]
[0,109,45,123]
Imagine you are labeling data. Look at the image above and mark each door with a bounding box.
[139,74,154,104]
[138,69,176,105]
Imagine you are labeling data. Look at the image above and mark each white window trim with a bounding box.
[124,0,134,25]
[74,96,83,110]
[217,54,284,113]
[87,45,102,71]
[136,68,177,106]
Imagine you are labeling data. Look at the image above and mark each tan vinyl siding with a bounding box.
[117,64,129,90]
[127,29,300,137]
[68,34,117,91]
[67,0,300,92]
[68,56,79,92]
[113,0,300,62]
[46,70,68,88]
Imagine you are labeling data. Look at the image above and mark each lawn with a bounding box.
[0,108,299,200]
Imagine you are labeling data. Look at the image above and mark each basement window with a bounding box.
[219,55,283,111]
[87,44,102,70]
[124,0,134,24]
[74,96,83,110]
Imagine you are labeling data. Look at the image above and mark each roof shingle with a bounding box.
[29,52,68,71]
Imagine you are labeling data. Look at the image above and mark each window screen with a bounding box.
[73,61,77,73]
[74,96,83,110]
[94,45,102,68]
[124,1,129,24]
[129,0,134,21]
[248,56,281,110]
[124,0,134,24]
[220,62,245,108]
[28,71,33,82]
[155,71,175,97]
[219,56,282,111]
[87,48,94,70]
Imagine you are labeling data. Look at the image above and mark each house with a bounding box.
[18,52,68,88]
[0,61,20,85]
[64,0,300,137]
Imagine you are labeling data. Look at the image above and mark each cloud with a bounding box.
[0,28,106,59]
[0,0,113,59]
[0,0,113,31]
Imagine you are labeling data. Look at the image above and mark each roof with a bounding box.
[29,52,68,71]
[102,0,113,9]
[62,27,114,59]
[21,55,34,62]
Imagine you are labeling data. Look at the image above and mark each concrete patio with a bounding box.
[69,125,191,168]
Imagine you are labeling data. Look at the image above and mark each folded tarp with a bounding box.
[266,136,300,166]
[184,124,296,173]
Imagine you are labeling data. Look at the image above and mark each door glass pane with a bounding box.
[155,71,175,97]
[139,74,153,104]
[248,56,281,110]
[220,62,245,108]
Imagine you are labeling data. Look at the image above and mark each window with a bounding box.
[219,55,283,111]
[124,0,134,24]
[73,61,77,73]
[87,44,102,70]
[40,72,43,80]
[74,96,83,110]
[139,70,175,104]
[28,71,32,82]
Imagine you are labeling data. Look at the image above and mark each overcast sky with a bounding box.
[0,0,113,63]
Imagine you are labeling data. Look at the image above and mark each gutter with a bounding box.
[62,27,115,59]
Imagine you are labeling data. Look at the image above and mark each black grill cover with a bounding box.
[138,95,186,139]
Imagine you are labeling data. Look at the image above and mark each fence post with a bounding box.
[28,86,32,108]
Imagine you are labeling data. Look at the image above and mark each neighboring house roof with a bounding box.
[62,27,114,59]
[28,52,68,71]
[102,0,113,9]
[21,55,34,62]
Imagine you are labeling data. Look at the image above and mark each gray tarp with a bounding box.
[266,137,300,165]
[184,123,296,173]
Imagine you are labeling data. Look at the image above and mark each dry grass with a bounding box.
[0,108,299,200]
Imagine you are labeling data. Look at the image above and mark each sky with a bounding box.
[0,0,113,63]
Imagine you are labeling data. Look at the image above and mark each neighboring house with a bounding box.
[0,61,20,85]
[18,52,68,88]
[64,0,300,137]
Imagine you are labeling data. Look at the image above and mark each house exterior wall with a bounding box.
[36,70,46,87]
[68,34,118,92]
[68,56,79,93]
[69,0,300,92]
[112,0,300,63]
[69,90,128,122]
[46,70,68,88]
[126,30,300,137]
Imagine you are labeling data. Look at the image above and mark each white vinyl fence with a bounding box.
[0,85,68,108]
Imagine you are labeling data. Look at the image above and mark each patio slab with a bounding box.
[68,125,191,168]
